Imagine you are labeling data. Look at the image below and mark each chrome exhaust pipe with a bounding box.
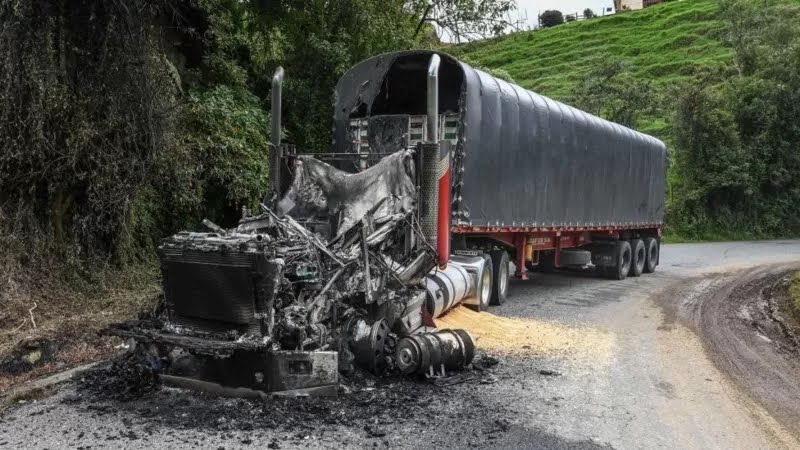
[269,66,284,206]
[425,54,451,269]
[426,54,440,143]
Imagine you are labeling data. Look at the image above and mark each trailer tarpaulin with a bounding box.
[333,50,667,230]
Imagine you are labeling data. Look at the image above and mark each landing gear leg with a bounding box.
[515,235,528,280]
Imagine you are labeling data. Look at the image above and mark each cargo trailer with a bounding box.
[322,50,666,308]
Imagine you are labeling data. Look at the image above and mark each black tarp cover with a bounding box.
[334,50,667,229]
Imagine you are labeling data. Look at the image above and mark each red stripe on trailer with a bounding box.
[437,166,451,269]
[451,224,662,234]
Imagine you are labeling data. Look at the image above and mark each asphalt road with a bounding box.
[3,240,800,449]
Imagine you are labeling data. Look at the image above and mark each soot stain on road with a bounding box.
[52,352,608,449]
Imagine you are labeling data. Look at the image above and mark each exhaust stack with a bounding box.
[425,54,451,269]
[426,55,440,144]
[269,66,284,206]
[419,55,440,255]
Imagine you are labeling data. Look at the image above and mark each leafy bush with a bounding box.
[159,85,270,230]
[570,57,656,129]
[539,10,564,28]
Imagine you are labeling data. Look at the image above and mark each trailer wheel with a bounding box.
[643,238,658,273]
[488,250,509,306]
[628,239,645,277]
[608,240,632,280]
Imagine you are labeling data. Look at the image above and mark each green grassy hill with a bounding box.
[453,0,733,137]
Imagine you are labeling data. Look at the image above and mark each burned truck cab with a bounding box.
[107,54,486,397]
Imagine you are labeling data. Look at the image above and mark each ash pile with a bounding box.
[107,148,477,397]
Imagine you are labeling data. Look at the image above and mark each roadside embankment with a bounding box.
[667,265,800,439]
[788,271,800,324]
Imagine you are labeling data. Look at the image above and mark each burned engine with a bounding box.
[107,148,477,397]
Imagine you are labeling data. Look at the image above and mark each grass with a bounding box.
[452,0,734,139]
[0,265,159,393]
[790,272,800,316]
[0,211,160,392]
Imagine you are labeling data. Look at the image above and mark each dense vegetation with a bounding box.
[459,0,800,239]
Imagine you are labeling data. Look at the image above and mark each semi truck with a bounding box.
[110,50,666,396]
[281,50,666,312]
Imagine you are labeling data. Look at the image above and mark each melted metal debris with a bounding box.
[104,148,475,397]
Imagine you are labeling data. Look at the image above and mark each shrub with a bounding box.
[539,10,564,28]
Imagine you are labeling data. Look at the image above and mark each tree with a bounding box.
[671,82,751,230]
[570,57,655,128]
[539,10,564,28]
[407,0,520,43]
[0,0,177,253]
[584,8,596,19]
[668,0,800,237]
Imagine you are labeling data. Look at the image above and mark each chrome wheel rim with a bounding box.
[481,267,492,306]
[499,260,508,296]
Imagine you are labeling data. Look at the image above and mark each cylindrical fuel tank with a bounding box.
[424,263,472,317]
[395,329,475,376]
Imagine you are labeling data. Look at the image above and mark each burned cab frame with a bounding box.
[107,59,483,397]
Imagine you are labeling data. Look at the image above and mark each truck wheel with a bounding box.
[629,239,645,277]
[488,250,509,306]
[608,240,632,280]
[538,251,555,273]
[468,254,493,312]
[643,237,658,273]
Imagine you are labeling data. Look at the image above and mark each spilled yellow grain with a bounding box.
[435,306,615,360]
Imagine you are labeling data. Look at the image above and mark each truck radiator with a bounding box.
[159,247,278,335]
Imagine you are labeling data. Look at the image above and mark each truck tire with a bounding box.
[468,254,493,312]
[489,250,509,306]
[628,239,645,277]
[538,250,555,273]
[607,240,632,280]
[643,237,658,273]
